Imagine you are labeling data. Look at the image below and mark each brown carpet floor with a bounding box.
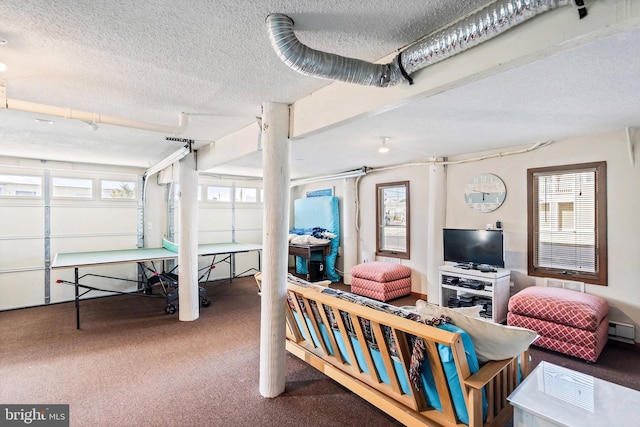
[1,276,638,426]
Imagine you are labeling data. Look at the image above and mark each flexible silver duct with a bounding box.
[267,0,572,87]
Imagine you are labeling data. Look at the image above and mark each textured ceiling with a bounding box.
[0,1,639,178]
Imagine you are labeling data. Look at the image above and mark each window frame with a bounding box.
[51,176,95,199]
[100,179,137,200]
[234,186,259,203]
[0,173,43,198]
[376,180,410,260]
[205,185,232,203]
[527,161,607,285]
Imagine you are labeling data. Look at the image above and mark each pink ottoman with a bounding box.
[507,286,609,362]
[350,262,411,302]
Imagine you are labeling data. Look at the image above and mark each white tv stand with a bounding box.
[438,264,511,323]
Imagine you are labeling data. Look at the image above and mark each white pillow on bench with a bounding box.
[414,300,538,363]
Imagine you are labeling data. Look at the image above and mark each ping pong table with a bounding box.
[52,241,262,329]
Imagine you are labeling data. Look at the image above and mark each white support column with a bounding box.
[178,152,199,321]
[259,102,290,398]
[341,178,358,285]
[426,160,446,304]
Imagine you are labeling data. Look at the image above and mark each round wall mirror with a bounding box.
[464,173,506,212]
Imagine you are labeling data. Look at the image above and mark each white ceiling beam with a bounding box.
[197,121,262,172]
[288,0,640,140]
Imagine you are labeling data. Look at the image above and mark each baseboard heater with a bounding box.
[608,320,635,344]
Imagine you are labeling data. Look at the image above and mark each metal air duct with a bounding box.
[267,0,572,87]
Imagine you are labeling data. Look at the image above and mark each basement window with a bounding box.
[206,186,231,202]
[0,174,42,197]
[52,177,93,199]
[528,162,607,285]
[235,187,257,203]
[101,180,136,199]
[376,181,410,259]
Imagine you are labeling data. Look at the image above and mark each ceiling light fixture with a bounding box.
[378,137,390,154]
[34,118,54,124]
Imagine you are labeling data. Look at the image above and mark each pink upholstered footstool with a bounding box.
[350,261,411,302]
[507,286,609,362]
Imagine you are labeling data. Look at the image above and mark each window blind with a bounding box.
[532,167,598,274]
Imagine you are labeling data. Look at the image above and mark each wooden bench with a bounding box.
[285,279,530,427]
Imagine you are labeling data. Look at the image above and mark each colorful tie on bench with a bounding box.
[409,315,451,390]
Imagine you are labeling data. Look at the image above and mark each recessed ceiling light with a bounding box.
[0,38,7,45]
[378,137,390,154]
[34,118,55,124]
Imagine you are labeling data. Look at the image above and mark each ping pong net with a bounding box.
[162,237,179,253]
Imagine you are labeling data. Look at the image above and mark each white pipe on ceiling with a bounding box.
[4,97,188,135]
[290,167,367,187]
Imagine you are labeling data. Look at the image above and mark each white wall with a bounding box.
[357,166,431,297]
[144,174,168,249]
[445,130,640,340]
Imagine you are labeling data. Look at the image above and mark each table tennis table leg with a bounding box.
[75,267,80,329]
[230,253,234,283]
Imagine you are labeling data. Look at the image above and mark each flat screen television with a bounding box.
[443,228,504,269]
